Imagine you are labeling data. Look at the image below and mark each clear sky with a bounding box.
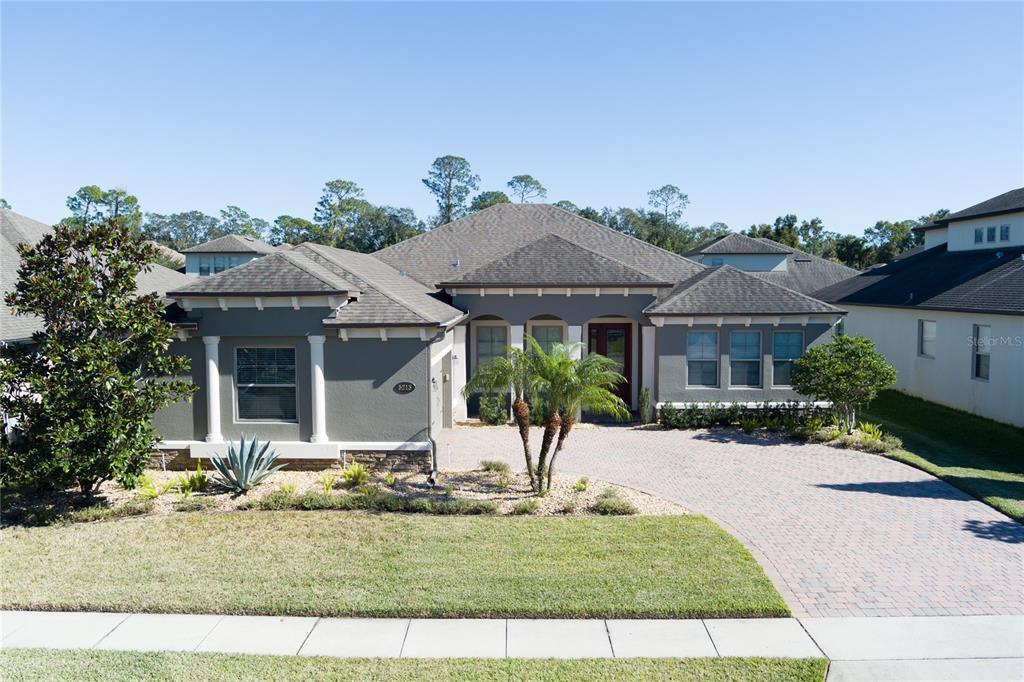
[3,2,1022,234]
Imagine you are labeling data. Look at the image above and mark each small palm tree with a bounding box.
[527,337,629,493]
[463,346,541,489]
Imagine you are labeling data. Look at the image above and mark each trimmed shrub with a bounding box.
[340,462,370,488]
[511,498,540,515]
[590,489,637,516]
[479,396,506,425]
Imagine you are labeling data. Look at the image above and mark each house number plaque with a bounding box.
[393,381,416,395]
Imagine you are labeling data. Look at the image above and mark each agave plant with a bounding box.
[210,434,284,494]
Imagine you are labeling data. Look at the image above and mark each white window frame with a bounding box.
[526,322,566,355]
[199,255,212,277]
[986,226,997,243]
[1000,224,1010,241]
[686,330,719,388]
[233,346,299,423]
[729,330,762,388]
[771,330,803,387]
[974,228,983,244]
[972,324,991,382]
[917,319,936,359]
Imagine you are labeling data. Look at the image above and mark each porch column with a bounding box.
[510,324,525,350]
[308,335,328,443]
[567,325,583,359]
[203,336,223,443]
[641,325,656,415]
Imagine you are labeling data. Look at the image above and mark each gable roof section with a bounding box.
[943,187,1024,223]
[2,210,192,343]
[181,234,278,254]
[293,243,464,326]
[685,233,792,255]
[168,251,360,297]
[750,245,860,296]
[374,203,703,288]
[645,265,843,316]
[439,234,669,287]
[816,243,1024,316]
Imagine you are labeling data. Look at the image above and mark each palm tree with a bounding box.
[527,338,629,493]
[463,346,541,489]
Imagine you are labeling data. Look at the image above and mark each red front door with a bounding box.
[588,323,632,407]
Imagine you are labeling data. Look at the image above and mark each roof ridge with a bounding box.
[714,264,844,311]
[298,244,432,324]
[277,250,355,290]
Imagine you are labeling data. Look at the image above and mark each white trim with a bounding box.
[336,327,438,340]
[770,329,805,388]
[656,401,831,409]
[469,318,511,375]
[654,314,842,326]
[582,316,639,408]
[431,341,454,367]
[233,344,299,424]
[175,295,347,310]
[175,440,433,459]
[526,318,569,351]
[448,286,659,297]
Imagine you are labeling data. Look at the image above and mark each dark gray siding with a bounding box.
[451,293,656,324]
[323,338,431,442]
[151,338,204,440]
[656,323,834,403]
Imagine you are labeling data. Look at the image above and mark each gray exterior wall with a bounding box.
[656,322,835,403]
[451,292,656,325]
[153,306,434,443]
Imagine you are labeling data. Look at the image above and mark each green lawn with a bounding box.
[863,390,1024,522]
[0,512,788,618]
[1,650,827,682]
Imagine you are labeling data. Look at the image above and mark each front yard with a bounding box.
[1,650,828,682]
[863,391,1024,522]
[0,512,788,618]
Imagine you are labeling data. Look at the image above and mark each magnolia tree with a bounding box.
[790,335,896,433]
[465,338,628,493]
[1,219,195,493]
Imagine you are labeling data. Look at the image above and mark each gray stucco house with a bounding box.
[155,204,845,467]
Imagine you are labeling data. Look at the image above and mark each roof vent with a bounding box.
[453,258,460,268]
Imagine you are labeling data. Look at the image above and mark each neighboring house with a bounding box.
[1,209,190,344]
[818,187,1024,427]
[685,232,860,295]
[149,241,186,270]
[182,234,277,277]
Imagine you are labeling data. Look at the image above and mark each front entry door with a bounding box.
[588,323,632,407]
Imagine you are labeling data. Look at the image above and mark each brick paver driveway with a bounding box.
[437,425,1024,617]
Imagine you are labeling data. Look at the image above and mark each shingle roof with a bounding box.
[816,243,1024,316]
[2,210,192,343]
[149,241,185,267]
[181,234,278,254]
[439,234,669,287]
[685,233,792,255]
[167,251,360,297]
[943,187,1024,223]
[294,243,464,326]
[374,203,703,288]
[645,265,843,316]
[749,245,860,296]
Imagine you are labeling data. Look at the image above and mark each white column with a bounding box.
[642,325,656,409]
[452,326,468,421]
[203,336,223,443]
[510,324,525,350]
[567,325,583,359]
[308,335,327,444]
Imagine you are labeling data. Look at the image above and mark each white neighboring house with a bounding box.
[182,234,277,277]
[818,187,1024,427]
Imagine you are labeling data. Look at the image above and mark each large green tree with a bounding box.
[647,184,689,223]
[745,215,801,248]
[1,219,195,493]
[422,156,479,225]
[469,191,511,212]
[214,205,270,241]
[65,185,142,232]
[507,175,547,203]
[312,180,366,245]
[269,215,318,246]
[142,210,219,251]
[345,205,424,252]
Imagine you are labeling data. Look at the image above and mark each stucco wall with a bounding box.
[945,211,1023,252]
[151,338,205,440]
[656,323,835,404]
[843,304,1024,426]
[696,253,787,272]
[450,292,655,325]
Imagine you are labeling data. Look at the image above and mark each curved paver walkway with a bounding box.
[437,425,1024,618]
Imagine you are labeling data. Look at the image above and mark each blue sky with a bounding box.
[3,2,1022,234]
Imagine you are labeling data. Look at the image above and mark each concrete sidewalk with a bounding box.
[2,612,1022,680]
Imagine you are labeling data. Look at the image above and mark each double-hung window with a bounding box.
[236,347,297,421]
[973,228,983,244]
[1000,224,1010,241]
[972,325,991,381]
[686,331,718,387]
[987,226,997,243]
[530,325,563,355]
[772,331,803,386]
[198,255,212,277]
[730,331,762,387]
[476,325,507,369]
[917,320,936,358]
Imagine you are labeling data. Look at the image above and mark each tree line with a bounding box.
[34,155,946,270]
